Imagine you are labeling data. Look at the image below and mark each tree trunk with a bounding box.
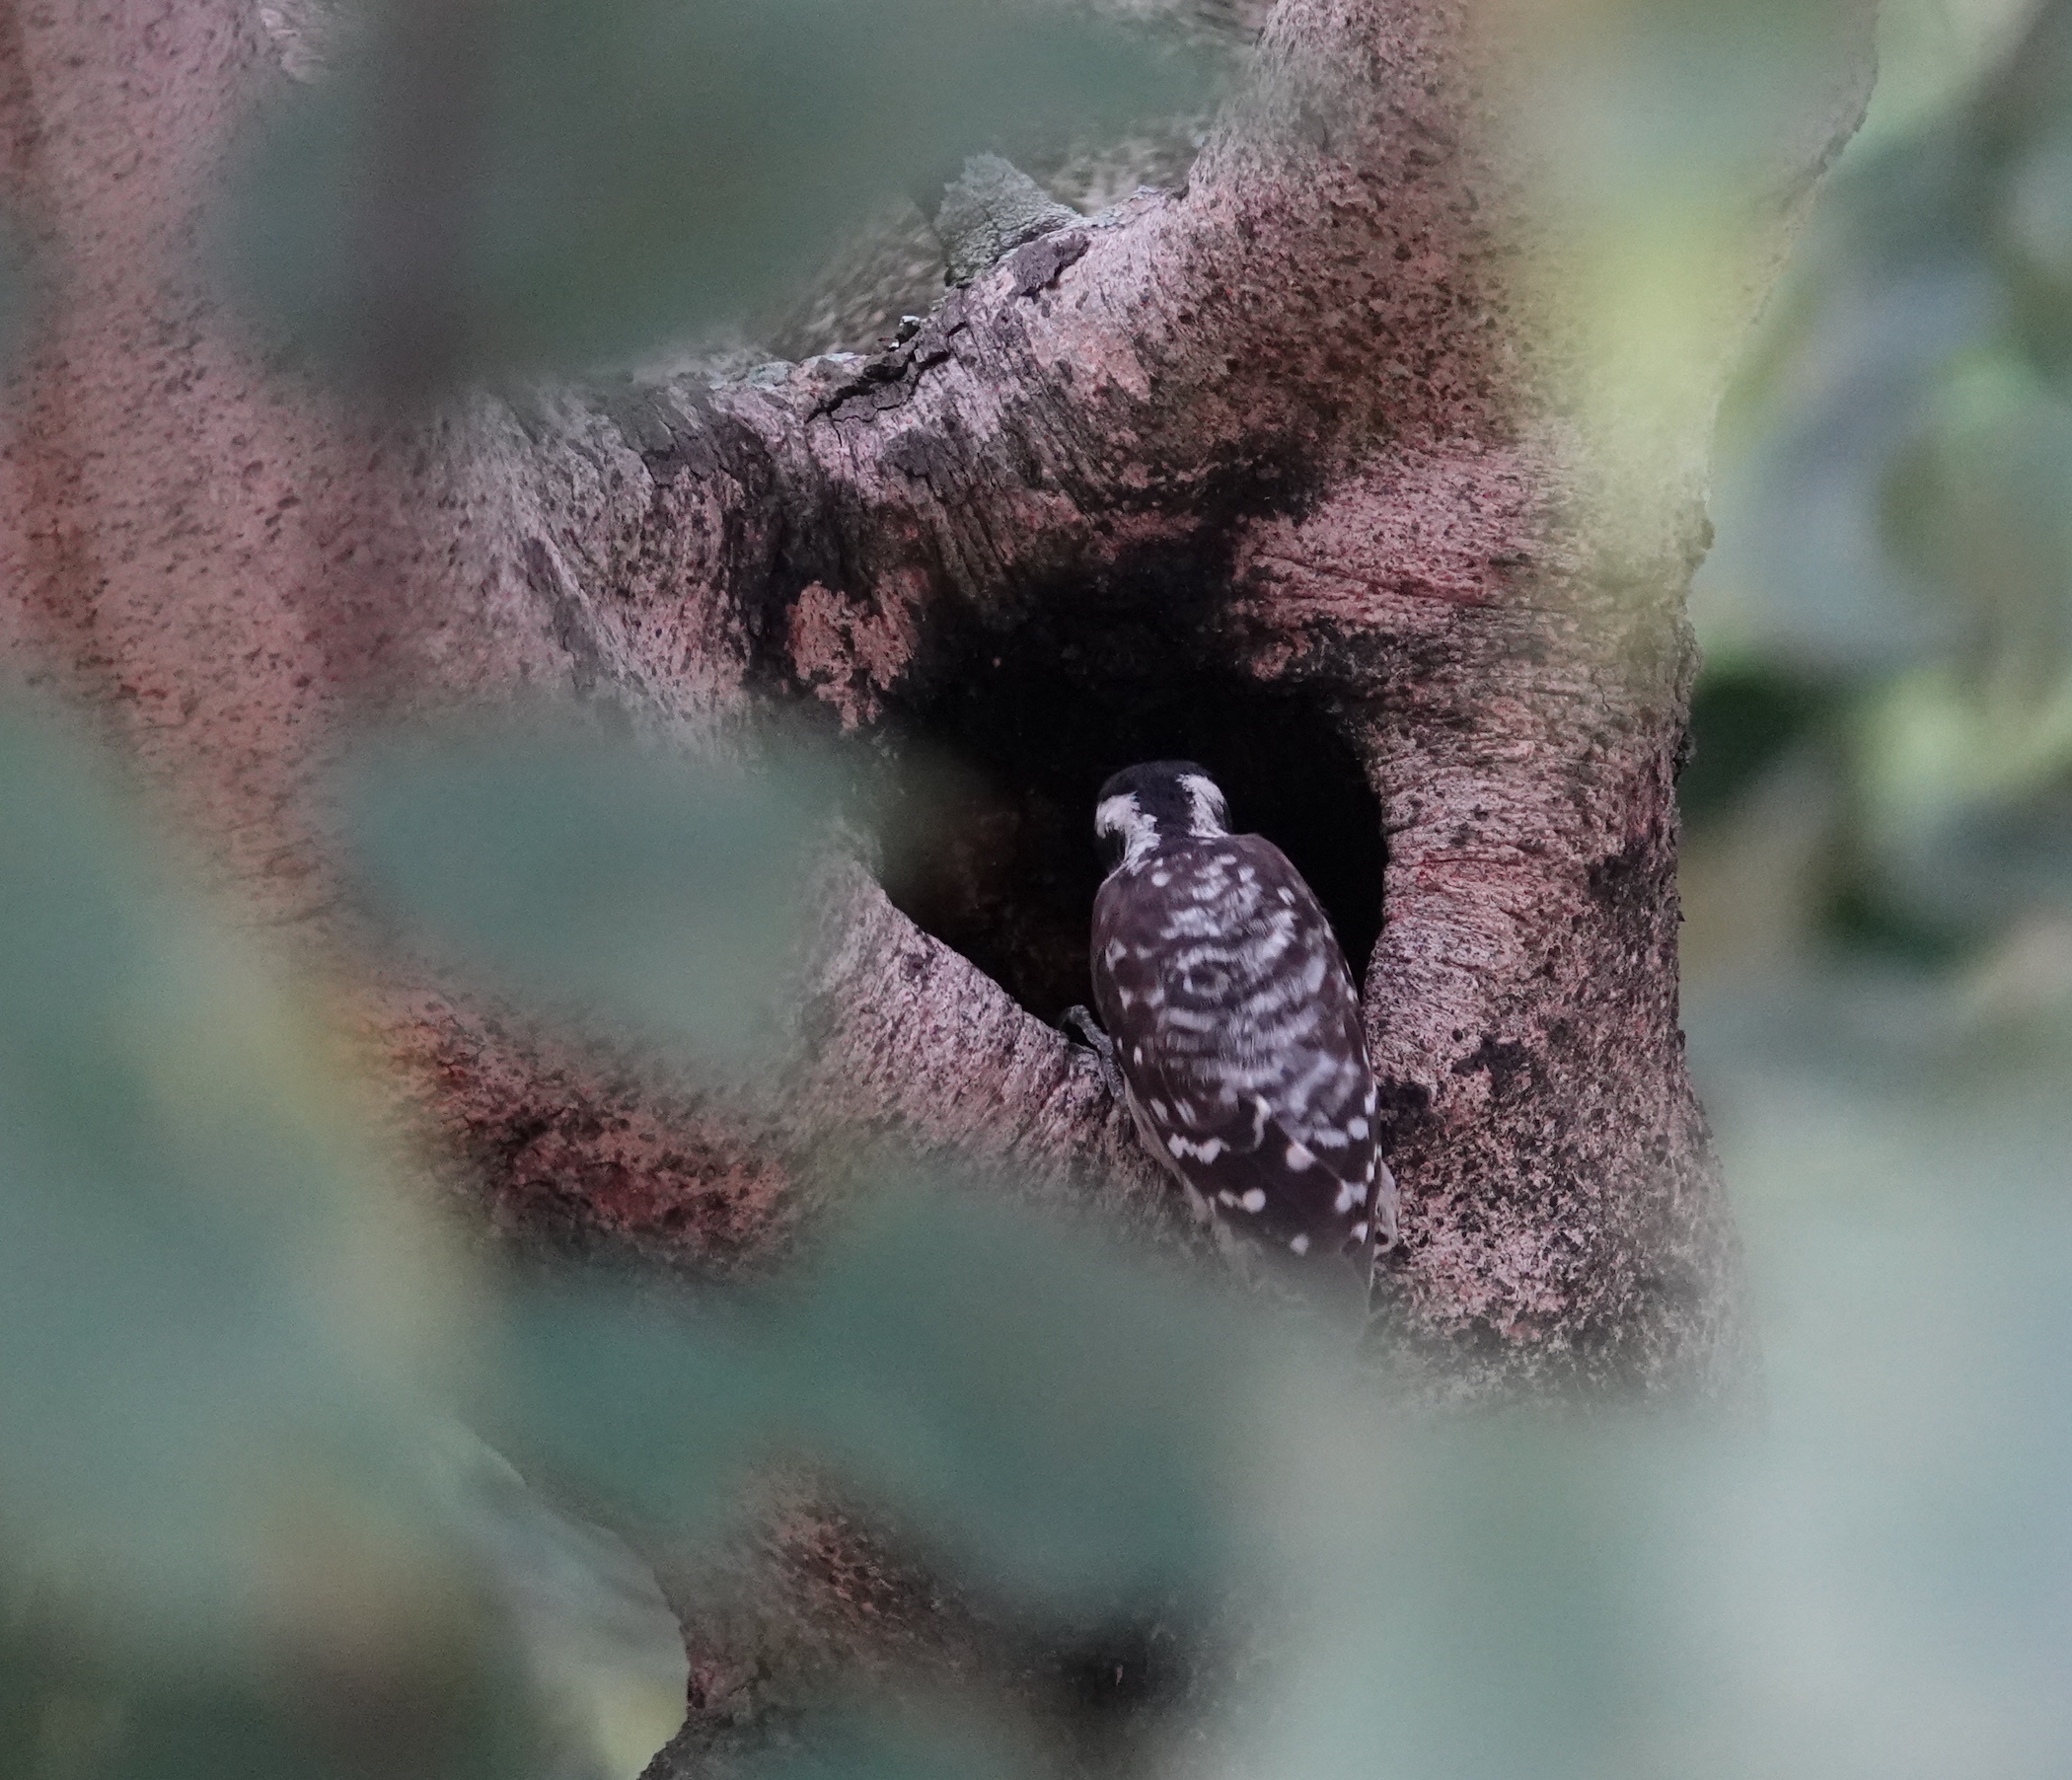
[0,0,1876,1377]
[0,0,1875,1748]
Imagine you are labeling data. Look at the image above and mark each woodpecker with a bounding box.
[1062,761,1398,1294]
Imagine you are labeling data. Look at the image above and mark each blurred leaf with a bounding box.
[775,1188,1243,1608]
[1674,973,2072,1779]
[482,1186,1247,1610]
[2004,118,2072,290]
[0,707,460,1648]
[1690,0,2072,993]
[426,1427,689,1780]
[1879,783,2072,946]
[230,0,1214,386]
[6,1609,546,1780]
[1512,0,1871,201]
[1692,3,2053,675]
[745,1705,1030,1780]
[1695,244,1998,675]
[1498,0,1881,525]
[1680,664,1836,824]
[489,1280,777,1531]
[1855,0,2047,158]
[347,726,838,1066]
[1857,658,2072,844]
[1262,1420,1712,1780]
[1818,875,1973,967]
[1881,352,2072,677]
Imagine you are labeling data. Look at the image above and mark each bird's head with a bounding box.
[1093,760,1231,872]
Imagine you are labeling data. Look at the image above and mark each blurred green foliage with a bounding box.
[1678,666,1833,824]
[487,1186,1240,1607]
[1666,13,2072,1773]
[229,0,1213,388]
[1691,0,2072,975]
[0,709,549,1780]
[9,694,2072,1780]
[0,708,1256,1779]
[769,1189,1238,1605]
[0,711,457,1644]
[750,1712,1033,1780]
[348,726,839,1066]
[11,2,2072,1778]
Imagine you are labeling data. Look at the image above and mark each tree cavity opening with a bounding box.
[876,614,1387,1027]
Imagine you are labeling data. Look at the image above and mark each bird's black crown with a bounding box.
[1093,761,1232,872]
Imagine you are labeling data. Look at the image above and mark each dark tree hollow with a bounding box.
[875,593,1387,1024]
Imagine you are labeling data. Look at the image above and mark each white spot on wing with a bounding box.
[1239,1188,1266,1214]
[1285,1144,1315,1172]
[1289,1233,1310,1255]
[1348,1116,1369,1139]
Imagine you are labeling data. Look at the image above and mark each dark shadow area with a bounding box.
[1678,662,1837,824]
[876,600,1387,1025]
[1031,1613,1209,1779]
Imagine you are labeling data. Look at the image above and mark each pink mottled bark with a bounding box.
[1,0,1874,1420]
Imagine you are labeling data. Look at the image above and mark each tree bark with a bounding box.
[0,0,1875,1381]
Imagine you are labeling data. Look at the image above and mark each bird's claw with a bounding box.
[1060,1003,1126,1100]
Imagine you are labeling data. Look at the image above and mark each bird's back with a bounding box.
[1090,832,1382,1261]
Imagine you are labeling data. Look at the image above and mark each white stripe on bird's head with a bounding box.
[1178,773,1230,838]
[1095,790,1161,867]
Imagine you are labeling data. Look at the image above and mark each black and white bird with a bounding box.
[1062,761,1398,1294]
